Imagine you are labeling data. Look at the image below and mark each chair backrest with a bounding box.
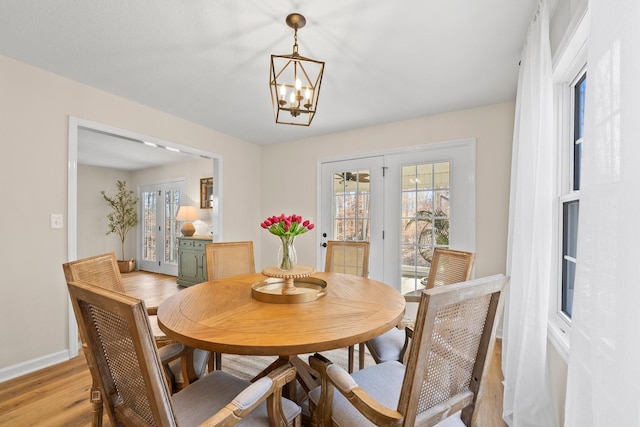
[424,248,475,289]
[205,241,256,280]
[62,252,125,293]
[67,280,177,426]
[324,241,370,278]
[398,274,507,426]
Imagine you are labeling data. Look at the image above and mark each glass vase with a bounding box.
[277,235,297,270]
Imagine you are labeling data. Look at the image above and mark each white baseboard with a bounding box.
[0,349,71,383]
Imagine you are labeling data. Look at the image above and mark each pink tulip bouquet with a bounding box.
[260,214,315,237]
[260,214,314,270]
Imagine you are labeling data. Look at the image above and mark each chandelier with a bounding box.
[269,13,325,126]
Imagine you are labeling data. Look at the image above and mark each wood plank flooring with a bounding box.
[0,270,506,426]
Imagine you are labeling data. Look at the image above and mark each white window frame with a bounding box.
[548,11,589,361]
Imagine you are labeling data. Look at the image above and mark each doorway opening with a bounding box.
[67,116,222,356]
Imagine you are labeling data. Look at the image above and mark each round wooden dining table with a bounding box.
[157,271,405,398]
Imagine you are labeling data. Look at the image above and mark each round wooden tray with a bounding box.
[253,266,326,303]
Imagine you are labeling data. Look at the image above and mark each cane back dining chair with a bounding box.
[309,274,507,427]
[205,241,256,370]
[205,241,256,280]
[67,279,302,427]
[323,240,370,373]
[365,248,475,365]
[63,252,206,426]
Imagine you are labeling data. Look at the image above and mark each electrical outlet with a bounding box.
[50,213,64,229]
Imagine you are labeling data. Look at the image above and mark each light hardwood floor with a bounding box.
[0,270,505,426]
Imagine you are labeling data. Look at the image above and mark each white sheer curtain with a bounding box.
[502,1,557,425]
[564,1,640,425]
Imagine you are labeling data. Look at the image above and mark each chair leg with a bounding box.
[162,362,177,393]
[347,345,354,373]
[215,352,222,370]
[358,342,365,370]
[89,380,103,427]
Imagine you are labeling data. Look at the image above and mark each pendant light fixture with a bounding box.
[269,13,325,126]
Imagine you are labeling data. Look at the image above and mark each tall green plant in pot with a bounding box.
[102,180,139,273]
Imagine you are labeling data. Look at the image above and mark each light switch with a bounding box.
[50,213,64,229]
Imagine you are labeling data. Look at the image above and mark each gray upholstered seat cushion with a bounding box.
[308,361,463,427]
[309,361,405,426]
[173,370,301,426]
[367,327,406,363]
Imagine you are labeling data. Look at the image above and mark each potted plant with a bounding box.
[102,180,139,273]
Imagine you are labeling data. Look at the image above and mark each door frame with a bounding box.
[67,116,222,357]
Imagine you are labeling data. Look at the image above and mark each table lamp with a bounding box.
[176,205,199,236]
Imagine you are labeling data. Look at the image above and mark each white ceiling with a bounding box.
[0,0,537,165]
[77,128,202,171]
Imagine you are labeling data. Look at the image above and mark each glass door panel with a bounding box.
[139,180,185,275]
[320,158,384,280]
[142,189,158,264]
[164,188,181,265]
[401,162,450,294]
[333,170,371,241]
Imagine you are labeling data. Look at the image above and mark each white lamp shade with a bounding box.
[176,206,199,221]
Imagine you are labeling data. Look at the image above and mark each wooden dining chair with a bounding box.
[63,252,207,426]
[205,241,256,280]
[309,274,507,427]
[366,247,475,365]
[204,241,256,370]
[67,279,302,427]
[324,240,370,373]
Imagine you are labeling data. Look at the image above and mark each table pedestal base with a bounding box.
[252,355,320,403]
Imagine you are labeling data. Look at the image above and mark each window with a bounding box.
[560,73,585,320]
[547,7,589,360]
[559,71,585,321]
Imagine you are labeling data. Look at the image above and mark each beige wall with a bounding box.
[0,54,262,374]
[77,165,134,259]
[261,102,515,279]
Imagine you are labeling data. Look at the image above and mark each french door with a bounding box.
[319,140,475,291]
[319,157,384,280]
[138,180,186,275]
[383,141,475,292]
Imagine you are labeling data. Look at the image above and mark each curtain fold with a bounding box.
[502,1,557,425]
[564,0,640,425]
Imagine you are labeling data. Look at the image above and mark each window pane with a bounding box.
[562,200,579,318]
[573,74,586,191]
[562,258,576,318]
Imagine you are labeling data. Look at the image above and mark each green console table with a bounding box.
[177,236,212,287]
